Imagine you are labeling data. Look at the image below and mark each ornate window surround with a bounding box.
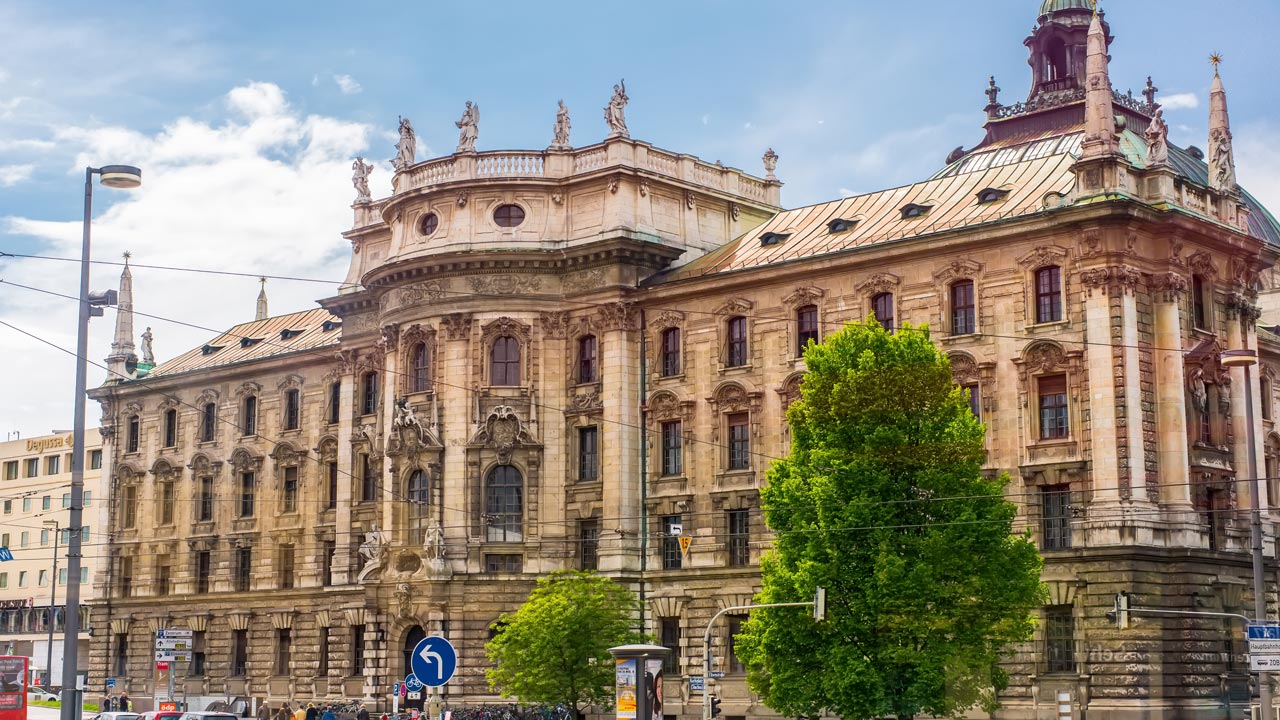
[781,286,826,362]
[856,273,901,329]
[479,316,533,388]
[1011,340,1084,452]
[645,390,697,489]
[400,323,439,396]
[649,311,686,381]
[707,381,763,477]
[714,298,756,372]
[1017,246,1071,329]
[933,260,985,340]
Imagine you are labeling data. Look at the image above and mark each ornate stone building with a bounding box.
[88,3,1280,719]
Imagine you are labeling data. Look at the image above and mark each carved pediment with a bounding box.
[471,406,538,464]
[1188,251,1218,278]
[194,389,219,406]
[782,286,825,308]
[277,374,304,392]
[1021,341,1067,374]
[1017,245,1069,270]
[480,316,532,345]
[234,382,262,399]
[150,459,179,479]
[271,442,305,466]
[651,311,685,330]
[714,298,755,316]
[855,273,901,296]
[949,352,979,385]
[647,391,695,422]
[187,453,222,475]
[228,448,264,473]
[933,260,982,282]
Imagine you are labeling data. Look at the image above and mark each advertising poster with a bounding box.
[0,656,28,719]
[645,659,664,720]
[615,658,637,720]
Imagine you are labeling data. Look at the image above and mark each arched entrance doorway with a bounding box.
[402,625,426,711]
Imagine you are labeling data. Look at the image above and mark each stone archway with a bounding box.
[401,625,426,710]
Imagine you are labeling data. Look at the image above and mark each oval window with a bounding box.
[494,204,526,228]
[419,212,439,237]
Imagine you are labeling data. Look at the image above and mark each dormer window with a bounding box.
[322,320,342,332]
[760,232,790,247]
[828,218,858,233]
[201,344,224,356]
[280,329,303,341]
[240,337,263,349]
[976,188,1009,204]
[900,203,932,219]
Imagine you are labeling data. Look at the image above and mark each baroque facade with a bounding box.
[88,3,1280,719]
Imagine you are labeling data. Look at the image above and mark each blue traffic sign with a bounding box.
[410,636,457,687]
[0,547,13,562]
[393,682,402,695]
[404,674,423,692]
[1248,625,1280,640]
[106,678,116,689]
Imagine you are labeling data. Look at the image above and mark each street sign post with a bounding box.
[1247,624,1280,670]
[404,674,424,693]
[156,629,193,639]
[689,677,704,692]
[410,637,458,687]
[105,678,115,690]
[0,548,13,561]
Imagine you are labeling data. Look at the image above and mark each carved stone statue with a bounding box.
[604,80,629,138]
[1188,368,1208,414]
[1144,108,1169,168]
[357,525,389,582]
[423,518,446,562]
[455,102,479,153]
[140,327,154,365]
[393,396,426,444]
[550,99,571,149]
[1210,128,1236,192]
[394,116,416,169]
[352,157,374,203]
[763,148,779,180]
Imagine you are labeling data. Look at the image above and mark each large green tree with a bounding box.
[735,319,1044,720]
[485,570,648,719]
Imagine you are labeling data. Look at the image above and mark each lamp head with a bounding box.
[1221,349,1259,368]
[98,165,142,189]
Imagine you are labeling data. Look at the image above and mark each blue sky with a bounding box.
[3,0,1280,434]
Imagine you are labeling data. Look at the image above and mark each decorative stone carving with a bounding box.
[608,176,620,194]
[551,191,564,205]
[778,373,804,412]
[563,268,607,293]
[456,190,469,208]
[423,519,447,566]
[276,374,304,392]
[356,525,389,582]
[469,275,542,295]
[393,397,427,445]
[1188,368,1208,414]
[652,310,684,330]
[335,349,358,375]
[441,313,473,341]
[393,116,416,170]
[950,352,979,385]
[539,311,571,339]
[604,79,629,138]
[455,101,479,153]
[714,298,754,316]
[1188,251,1218,278]
[730,202,740,221]
[571,388,602,412]
[550,100,571,150]
[639,178,649,197]
[1024,342,1066,374]
[685,191,696,210]
[381,281,446,313]
[1017,246,1069,270]
[855,273,901,296]
[1080,266,1141,295]
[473,406,536,465]
[396,583,412,619]
[480,316,532,347]
[140,327,155,365]
[234,381,262,400]
[711,382,760,414]
[1210,126,1237,194]
[228,448,263,473]
[352,157,373,203]
[378,323,400,354]
[763,148,778,180]
[1151,273,1189,302]
[782,285,825,308]
[1145,108,1169,168]
[596,301,638,332]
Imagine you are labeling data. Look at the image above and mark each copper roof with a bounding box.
[142,308,341,380]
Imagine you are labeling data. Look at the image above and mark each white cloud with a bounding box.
[1161,92,1200,111]
[0,163,33,186]
[0,81,379,435]
[334,74,362,95]
[701,114,711,126]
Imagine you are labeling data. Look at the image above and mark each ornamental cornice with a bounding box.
[1150,272,1189,303]
[1079,265,1142,296]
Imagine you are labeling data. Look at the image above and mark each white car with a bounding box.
[89,713,142,720]
[29,688,60,702]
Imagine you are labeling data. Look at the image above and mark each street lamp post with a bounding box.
[61,165,141,720]
[44,519,60,692]
[1222,347,1271,714]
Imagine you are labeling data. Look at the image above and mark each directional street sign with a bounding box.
[1248,625,1280,640]
[410,636,458,687]
[393,682,402,695]
[1253,655,1280,671]
[404,674,424,692]
[407,692,422,701]
[1249,641,1280,654]
[688,676,704,692]
[156,629,194,639]
[106,678,116,690]
[0,548,13,562]
[154,639,191,650]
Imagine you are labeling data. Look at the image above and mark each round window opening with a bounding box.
[494,204,526,228]
[419,212,440,237]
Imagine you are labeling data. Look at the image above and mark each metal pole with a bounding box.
[60,166,94,720]
[1244,364,1273,715]
[701,601,813,720]
[47,522,60,691]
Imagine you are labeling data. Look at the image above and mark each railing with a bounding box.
[739,175,768,202]
[573,148,607,173]
[476,153,544,177]
[693,161,726,189]
[647,148,679,176]
[410,157,457,186]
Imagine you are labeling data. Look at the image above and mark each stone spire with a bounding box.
[1080,9,1119,159]
[255,277,268,321]
[105,252,138,380]
[1207,54,1237,194]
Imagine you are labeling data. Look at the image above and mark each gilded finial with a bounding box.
[122,250,132,262]
[1210,52,1223,74]
[259,276,267,287]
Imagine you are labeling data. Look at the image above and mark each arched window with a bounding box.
[361,372,379,415]
[162,408,178,448]
[407,470,430,544]
[950,280,976,335]
[200,402,216,443]
[871,293,894,333]
[402,625,427,678]
[491,336,521,386]
[577,335,598,383]
[411,343,430,393]
[1046,36,1068,82]
[796,305,819,353]
[660,328,681,377]
[726,316,748,367]
[485,466,523,542]
[1262,376,1273,422]
[1034,266,1062,324]
[126,415,140,453]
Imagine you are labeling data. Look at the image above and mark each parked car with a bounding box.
[141,712,185,720]
[178,713,239,720]
[88,713,142,720]
[28,688,60,702]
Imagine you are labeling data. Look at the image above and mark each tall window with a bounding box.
[411,342,430,393]
[408,470,429,544]
[275,628,291,675]
[232,629,248,676]
[1041,484,1071,550]
[121,486,137,529]
[578,427,599,482]
[322,540,336,587]
[360,453,377,503]
[951,280,976,335]
[195,551,211,594]
[352,626,366,673]
[361,372,379,415]
[235,546,252,592]
[159,481,175,525]
[1192,274,1209,329]
[491,336,521,386]
[660,617,680,674]
[727,413,750,470]
[198,477,214,522]
[327,461,338,510]
[279,545,295,590]
[1044,605,1075,673]
[485,466,523,542]
[964,384,981,420]
[577,335,598,383]
[579,519,599,571]
[241,395,257,436]
[282,466,298,513]
[1263,377,1273,421]
[119,557,133,597]
[660,328,681,377]
[796,305,819,354]
[1038,375,1069,440]
[201,402,216,442]
[1035,266,1062,323]
[726,316,748,367]
[661,421,683,476]
[191,631,206,676]
[727,509,750,567]
[162,408,178,447]
[155,556,171,596]
[126,415,140,453]
[317,629,330,677]
[871,292,894,333]
[113,633,129,677]
[240,472,255,517]
[283,389,300,430]
[662,515,683,570]
[328,381,341,424]
[727,615,747,673]
[89,449,102,469]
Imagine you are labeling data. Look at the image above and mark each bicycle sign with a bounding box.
[404,674,425,692]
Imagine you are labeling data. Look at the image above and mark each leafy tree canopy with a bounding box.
[735,319,1044,720]
[485,570,648,719]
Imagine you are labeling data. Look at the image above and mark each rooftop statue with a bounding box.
[550,99,571,149]
[456,101,480,153]
[140,327,154,365]
[604,80,629,138]
[352,156,374,203]
[763,148,779,180]
[1144,108,1169,168]
[394,116,416,169]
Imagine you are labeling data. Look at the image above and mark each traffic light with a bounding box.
[813,587,827,622]
[1105,591,1130,629]
[710,695,722,718]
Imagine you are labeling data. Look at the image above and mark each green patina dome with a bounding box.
[1039,0,1093,15]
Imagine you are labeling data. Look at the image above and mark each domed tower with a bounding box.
[1025,0,1107,103]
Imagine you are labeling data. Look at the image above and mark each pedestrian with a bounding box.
[257,700,272,720]
[305,704,318,720]
[294,704,307,720]
[277,703,292,720]
[119,692,131,712]
[356,702,370,720]
[320,705,337,720]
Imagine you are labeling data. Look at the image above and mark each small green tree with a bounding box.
[485,570,648,719]
[735,319,1044,720]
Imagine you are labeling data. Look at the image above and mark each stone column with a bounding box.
[1082,268,1122,506]
[598,301,642,572]
[380,325,400,544]
[1152,274,1193,510]
[333,352,357,585]
[438,313,473,575]
[1227,297,1270,515]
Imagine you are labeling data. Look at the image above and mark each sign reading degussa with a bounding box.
[25,435,74,453]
